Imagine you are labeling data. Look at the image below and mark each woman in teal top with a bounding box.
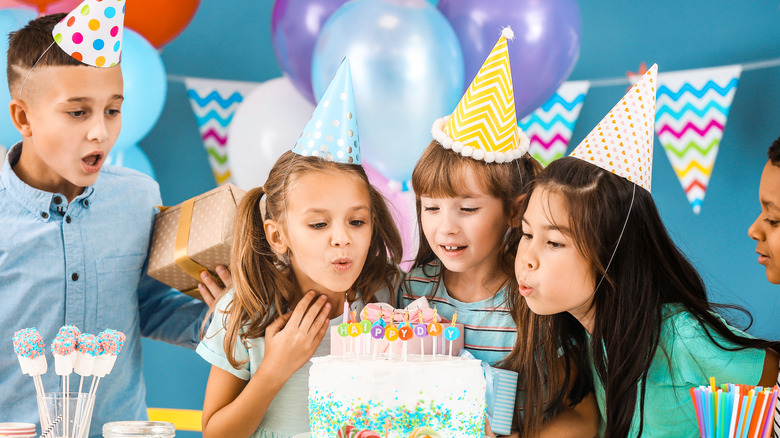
[514,157,780,438]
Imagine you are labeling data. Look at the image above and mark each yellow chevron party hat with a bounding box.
[570,64,657,191]
[431,27,529,163]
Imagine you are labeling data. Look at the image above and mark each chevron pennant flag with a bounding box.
[184,78,259,185]
[440,28,524,162]
[655,65,741,214]
[518,81,590,167]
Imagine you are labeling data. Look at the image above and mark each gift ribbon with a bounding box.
[460,350,498,422]
[362,297,445,324]
[170,198,215,284]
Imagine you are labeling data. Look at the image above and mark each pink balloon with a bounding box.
[363,161,418,271]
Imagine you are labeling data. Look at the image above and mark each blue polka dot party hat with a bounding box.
[292,58,361,164]
[52,0,125,68]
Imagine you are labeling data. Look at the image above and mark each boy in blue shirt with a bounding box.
[0,4,224,437]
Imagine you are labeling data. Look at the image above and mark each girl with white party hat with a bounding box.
[400,28,598,437]
[197,59,403,438]
[514,65,780,437]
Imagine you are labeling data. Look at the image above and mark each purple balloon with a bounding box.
[271,0,348,104]
[438,0,581,119]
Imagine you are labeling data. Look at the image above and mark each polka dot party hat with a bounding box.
[570,64,657,192]
[292,58,360,164]
[431,27,529,164]
[52,0,125,67]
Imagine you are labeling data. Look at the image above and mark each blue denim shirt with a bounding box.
[0,143,208,437]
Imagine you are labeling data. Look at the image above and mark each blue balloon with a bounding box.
[0,8,38,149]
[114,29,167,150]
[312,0,463,182]
[105,144,156,180]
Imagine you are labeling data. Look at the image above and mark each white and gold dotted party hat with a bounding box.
[431,27,529,163]
[292,58,360,164]
[570,64,657,191]
[52,0,125,67]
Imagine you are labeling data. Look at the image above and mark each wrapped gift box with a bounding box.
[460,350,518,435]
[147,184,245,299]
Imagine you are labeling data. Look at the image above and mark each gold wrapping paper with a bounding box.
[147,184,245,299]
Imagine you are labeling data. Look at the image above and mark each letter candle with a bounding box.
[370,310,385,360]
[413,310,427,359]
[398,311,414,362]
[443,313,460,357]
[384,319,399,361]
[348,310,361,358]
[428,308,442,357]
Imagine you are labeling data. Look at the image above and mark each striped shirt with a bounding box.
[399,260,516,366]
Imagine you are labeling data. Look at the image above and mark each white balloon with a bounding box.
[227,77,315,190]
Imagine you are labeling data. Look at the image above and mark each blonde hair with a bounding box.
[213,151,402,369]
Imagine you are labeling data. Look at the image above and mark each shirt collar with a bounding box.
[0,142,96,220]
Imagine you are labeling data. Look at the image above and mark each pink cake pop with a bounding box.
[73,333,99,377]
[93,329,125,377]
[12,328,47,376]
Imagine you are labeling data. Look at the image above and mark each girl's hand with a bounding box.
[484,416,519,438]
[260,291,331,380]
[199,265,232,307]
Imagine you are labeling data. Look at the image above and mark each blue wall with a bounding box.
[140,0,780,433]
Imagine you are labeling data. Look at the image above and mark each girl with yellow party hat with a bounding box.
[400,28,598,437]
[513,65,780,437]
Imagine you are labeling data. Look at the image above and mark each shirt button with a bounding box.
[65,216,71,224]
[41,212,49,219]
[71,272,79,281]
[53,196,62,205]
[83,199,90,207]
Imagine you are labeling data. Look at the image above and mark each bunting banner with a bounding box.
[184,78,259,185]
[655,65,742,214]
[518,81,590,167]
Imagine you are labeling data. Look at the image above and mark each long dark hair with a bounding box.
[522,157,780,437]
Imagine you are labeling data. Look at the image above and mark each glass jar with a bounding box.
[102,421,175,438]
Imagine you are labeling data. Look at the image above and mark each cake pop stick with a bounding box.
[72,333,99,438]
[13,328,50,428]
[77,329,125,438]
[52,331,78,438]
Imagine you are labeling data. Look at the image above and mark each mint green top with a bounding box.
[197,286,393,438]
[590,304,766,437]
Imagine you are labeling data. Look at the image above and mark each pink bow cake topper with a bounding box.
[332,297,463,357]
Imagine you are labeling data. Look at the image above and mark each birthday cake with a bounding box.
[307,354,487,437]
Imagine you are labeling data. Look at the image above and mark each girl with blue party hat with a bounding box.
[514,65,780,437]
[197,60,403,438]
[400,28,597,437]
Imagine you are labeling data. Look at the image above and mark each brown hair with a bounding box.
[408,141,572,436]
[215,151,403,369]
[409,140,542,287]
[6,13,86,97]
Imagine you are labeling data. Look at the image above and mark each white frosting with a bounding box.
[308,354,486,437]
